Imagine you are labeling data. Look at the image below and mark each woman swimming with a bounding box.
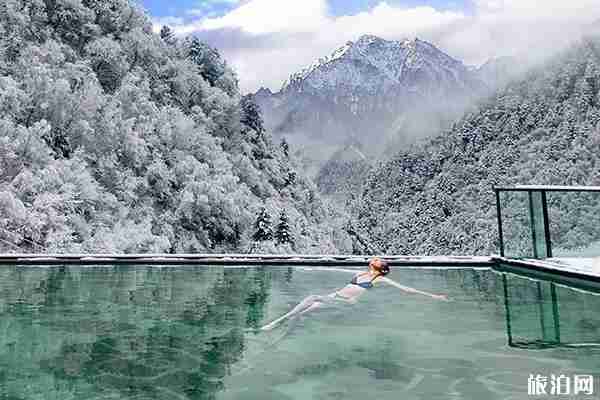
[260,258,449,331]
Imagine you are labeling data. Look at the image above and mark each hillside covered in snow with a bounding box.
[353,36,600,256]
[0,0,351,254]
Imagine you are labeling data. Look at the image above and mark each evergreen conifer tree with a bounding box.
[284,171,296,186]
[280,137,289,158]
[160,25,176,46]
[275,210,293,245]
[241,94,264,134]
[252,207,273,241]
[187,37,225,86]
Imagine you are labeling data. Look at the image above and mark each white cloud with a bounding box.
[330,3,465,41]
[476,0,600,19]
[200,0,328,34]
[160,0,600,92]
[185,9,207,17]
[444,0,600,65]
[185,0,242,16]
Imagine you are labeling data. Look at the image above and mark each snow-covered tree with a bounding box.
[241,94,264,135]
[280,137,289,158]
[159,25,176,46]
[275,210,293,246]
[252,208,273,242]
[187,37,226,89]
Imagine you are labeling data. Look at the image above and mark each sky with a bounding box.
[142,0,600,93]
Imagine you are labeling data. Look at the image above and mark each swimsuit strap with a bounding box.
[368,272,380,284]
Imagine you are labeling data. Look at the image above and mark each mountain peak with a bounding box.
[280,40,354,91]
[255,35,489,175]
[355,34,384,45]
[255,87,273,97]
[353,35,420,51]
[278,35,468,94]
[256,86,272,93]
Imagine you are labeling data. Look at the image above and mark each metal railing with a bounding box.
[498,264,600,348]
[494,185,600,259]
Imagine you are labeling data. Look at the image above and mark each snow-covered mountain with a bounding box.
[281,35,478,99]
[255,35,489,168]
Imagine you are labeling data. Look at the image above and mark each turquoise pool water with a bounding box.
[0,265,599,399]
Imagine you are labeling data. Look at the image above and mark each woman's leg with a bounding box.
[297,301,324,316]
[260,295,325,330]
[327,291,359,305]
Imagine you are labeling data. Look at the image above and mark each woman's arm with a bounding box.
[379,277,449,301]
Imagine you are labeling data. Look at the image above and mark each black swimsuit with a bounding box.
[350,272,377,289]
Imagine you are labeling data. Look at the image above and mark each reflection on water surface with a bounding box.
[0,265,599,399]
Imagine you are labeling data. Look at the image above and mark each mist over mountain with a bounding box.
[316,141,371,200]
[474,56,525,92]
[353,35,600,256]
[255,35,497,171]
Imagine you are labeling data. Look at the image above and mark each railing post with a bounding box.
[495,189,505,257]
[541,190,552,258]
[502,273,513,346]
[550,283,560,344]
[528,190,551,259]
[536,281,547,340]
[528,191,538,259]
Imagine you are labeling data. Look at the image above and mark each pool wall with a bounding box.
[2,254,599,295]
[0,254,495,266]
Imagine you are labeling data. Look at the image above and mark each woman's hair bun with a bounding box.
[379,261,390,275]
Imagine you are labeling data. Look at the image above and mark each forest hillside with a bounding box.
[355,36,600,256]
[0,0,350,254]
